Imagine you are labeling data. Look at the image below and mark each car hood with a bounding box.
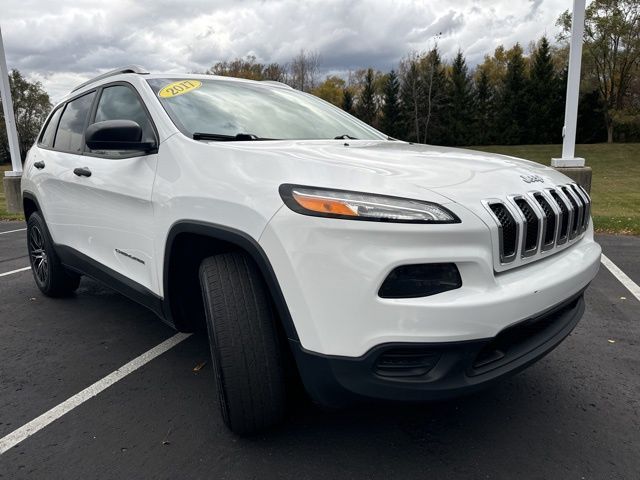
[203,139,571,204]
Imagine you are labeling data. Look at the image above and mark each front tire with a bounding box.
[199,252,286,435]
[27,212,80,297]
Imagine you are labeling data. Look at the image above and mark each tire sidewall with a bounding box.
[27,213,54,292]
[199,264,233,427]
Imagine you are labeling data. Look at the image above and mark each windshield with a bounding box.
[147,78,385,141]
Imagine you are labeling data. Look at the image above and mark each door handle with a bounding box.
[33,161,45,169]
[73,167,92,177]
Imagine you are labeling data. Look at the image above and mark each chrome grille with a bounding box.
[570,184,590,233]
[488,203,518,262]
[484,183,591,271]
[561,186,582,238]
[514,197,539,255]
[533,193,555,250]
[550,189,569,244]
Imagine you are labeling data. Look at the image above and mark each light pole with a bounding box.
[0,25,23,213]
[551,0,592,191]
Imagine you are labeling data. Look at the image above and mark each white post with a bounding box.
[0,25,23,215]
[0,26,22,176]
[552,0,586,167]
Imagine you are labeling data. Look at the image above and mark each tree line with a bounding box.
[339,39,569,146]
[203,42,572,146]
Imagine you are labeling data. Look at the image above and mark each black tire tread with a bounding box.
[199,252,286,435]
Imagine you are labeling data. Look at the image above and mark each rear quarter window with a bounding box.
[39,107,63,148]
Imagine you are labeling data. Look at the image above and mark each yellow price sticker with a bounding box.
[158,80,202,98]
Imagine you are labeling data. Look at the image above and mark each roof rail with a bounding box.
[71,65,150,93]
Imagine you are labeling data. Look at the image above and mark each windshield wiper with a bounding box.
[193,132,267,141]
[333,134,358,140]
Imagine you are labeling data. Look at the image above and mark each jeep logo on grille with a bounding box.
[520,174,545,184]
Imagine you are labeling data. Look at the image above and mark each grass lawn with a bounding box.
[1,143,638,233]
[470,143,639,235]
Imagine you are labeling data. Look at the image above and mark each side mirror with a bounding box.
[85,120,155,151]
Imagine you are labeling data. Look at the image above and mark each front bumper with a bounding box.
[260,206,601,357]
[291,291,585,406]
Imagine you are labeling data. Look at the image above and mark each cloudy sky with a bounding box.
[2,0,574,101]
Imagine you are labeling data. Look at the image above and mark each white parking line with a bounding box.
[0,228,26,235]
[0,266,31,277]
[0,332,191,455]
[601,254,640,303]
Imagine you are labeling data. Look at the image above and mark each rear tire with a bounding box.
[27,212,80,297]
[199,252,286,435]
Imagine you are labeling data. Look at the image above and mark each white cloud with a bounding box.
[1,0,572,101]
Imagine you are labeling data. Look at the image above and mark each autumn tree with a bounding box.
[0,70,52,162]
[263,63,288,82]
[289,49,320,92]
[207,55,288,82]
[476,45,510,86]
[312,76,345,106]
[208,55,265,80]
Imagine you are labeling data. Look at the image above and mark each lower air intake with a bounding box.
[375,349,441,378]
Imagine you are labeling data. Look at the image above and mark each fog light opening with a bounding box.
[378,263,462,299]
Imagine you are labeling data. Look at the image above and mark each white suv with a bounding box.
[22,66,601,434]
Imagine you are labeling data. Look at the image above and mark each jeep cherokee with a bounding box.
[21,66,601,434]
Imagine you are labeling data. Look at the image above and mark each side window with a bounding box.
[39,107,63,148]
[93,85,156,147]
[54,92,96,153]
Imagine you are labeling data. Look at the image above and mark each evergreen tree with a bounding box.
[381,70,401,137]
[497,44,529,144]
[356,68,377,125]
[551,66,568,143]
[421,47,448,144]
[527,37,562,143]
[399,61,423,142]
[473,68,496,145]
[577,89,607,143]
[342,88,354,114]
[446,50,474,146]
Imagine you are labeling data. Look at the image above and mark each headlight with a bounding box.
[279,184,460,223]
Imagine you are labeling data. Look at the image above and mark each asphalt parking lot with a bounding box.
[0,221,638,480]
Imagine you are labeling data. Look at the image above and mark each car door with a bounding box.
[48,83,160,293]
[27,104,65,225]
[40,90,98,253]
